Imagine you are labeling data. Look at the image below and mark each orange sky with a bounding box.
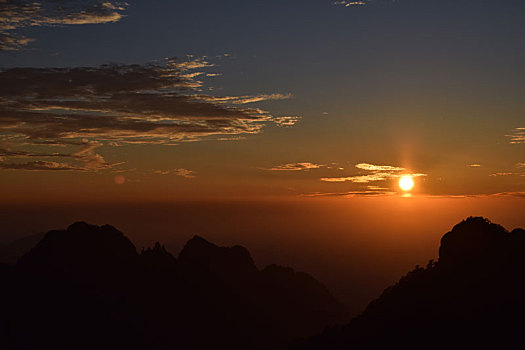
[1,196,523,314]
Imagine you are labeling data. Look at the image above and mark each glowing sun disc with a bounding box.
[399,175,414,191]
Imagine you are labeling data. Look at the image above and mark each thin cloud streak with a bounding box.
[154,168,196,178]
[192,93,293,105]
[490,172,524,177]
[301,191,525,199]
[264,162,325,171]
[332,1,368,7]
[301,190,395,198]
[506,127,525,144]
[0,160,86,171]
[355,163,404,172]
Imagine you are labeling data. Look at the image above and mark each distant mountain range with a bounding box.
[293,217,525,349]
[1,217,524,350]
[0,222,348,350]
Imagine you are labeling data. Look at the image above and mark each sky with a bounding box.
[0,0,523,203]
[0,0,524,313]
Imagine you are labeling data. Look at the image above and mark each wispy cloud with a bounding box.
[272,116,301,127]
[322,173,392,183]
[506,127,525,144]
[192,93,292,105]
[302,191,525,199]
[301,190,395,198]
[0,141,120,171]
[413,192,525,199]
[490,172,525,177]
[0,0,128,50]
[332,1,368,7]
[355,163,404,172]
[0,57,299,171]
[467,164,481,167]
[487,162,525,178]
[154,168,196,178]
[0,57,296,144]
[0,160,85,171]
[264,162,325,171]
[321,163,426,183]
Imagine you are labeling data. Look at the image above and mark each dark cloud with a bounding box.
[0,57,299,171]
[0,0,127,50]
[0,160,85,171]
[0,58,296,142]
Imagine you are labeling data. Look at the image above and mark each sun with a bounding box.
[399,175,414,191]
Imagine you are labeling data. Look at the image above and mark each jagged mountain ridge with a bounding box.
[0,222,348,350]
[293,217,525,349]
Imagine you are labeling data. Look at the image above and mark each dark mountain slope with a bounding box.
[293,217,525,349]
[0,222,347,350]
[0,232,45,264]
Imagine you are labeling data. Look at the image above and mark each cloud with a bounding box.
[413,192,525,199]
[488,162,525,177]
[321,163,427,183]
[488,191,525,198]
[0,141,121,171]
[321,173,392,183]
[0,58,293,143]
[301,190,395,198]
[272,116,301,127]
[154,168,196,178]
[0,160,85,171]
[490,172,524,177]
[332,1,367,7]
[0,57,299,171]
[303,191,525,199]
[71,142,121,170]
[506,127,525,144]
[468,164,481,167]
[0,0,128,50]
[264,162,325,171]
[355,163,404,172]
[192,93,293,105]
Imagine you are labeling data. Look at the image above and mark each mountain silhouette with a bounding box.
[292,217,525,349]
[0,222,348,350]
[179,235,259,278]
[0,232,45,264]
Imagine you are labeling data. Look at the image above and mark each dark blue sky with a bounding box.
[0,0,523,200]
